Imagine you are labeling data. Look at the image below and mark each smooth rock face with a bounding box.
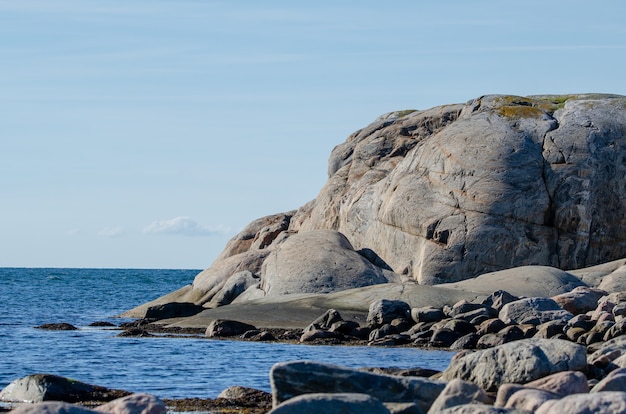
[440,338,587,391]
[536,391,626,414]
[270,360,445,413]
[260,230,391,296]
[269,393,390,414]
[499,298,573,325]
[127,94,626,310]
[0,374,130,404]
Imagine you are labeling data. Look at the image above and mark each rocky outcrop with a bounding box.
[124,93,626,315]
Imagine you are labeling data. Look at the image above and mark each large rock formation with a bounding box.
[126,94,626,313]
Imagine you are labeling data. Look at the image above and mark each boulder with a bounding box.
[94,393,166,414]
[269,393,390,414]
[208,270,259,306]
[440,338,587,391]
[588,335,626,366]
[499,297,573,325]
[591,367,626,392]
[524,370,589,395]
[205,319,257,337]
[437,405,527,413]
[367,299,411,328]
[411,306,446,324]
[536,392,626,414]
[551,286,608,315]
[260,230,391,296]
[427,379,491,414]
[304,308,344,332]
[503,388,561,411]
[481,291,519,312]
[0,374,130,404]
[7,401,98,413]
[270,360,445,412]
[144,302,204,320]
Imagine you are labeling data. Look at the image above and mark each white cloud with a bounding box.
[143,216,229,237]
[98,226,125,238]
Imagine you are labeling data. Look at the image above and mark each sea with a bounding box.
[0,268,454,400]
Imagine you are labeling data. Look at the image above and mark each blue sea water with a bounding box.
[0,268,454,399]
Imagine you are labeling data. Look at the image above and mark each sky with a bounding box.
[1,1,625,269]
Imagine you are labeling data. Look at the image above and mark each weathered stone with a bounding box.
[304,308,344,332]
[260,230,391,296]
[34,323,78,331]
[476,326,525,349]
[7,401,97,413]
[367,299,411,328]
[411,306,446,324]
[94,393,166,414]
[300,329,342,343]
[477,319,507,335]
[205,319,257,337]
[440,339,587,391]
[438,404,527,413]
[0,374,130,404]
[269,393,390,414]
[525,370,589,395]
[499,297,573,325]
[217,385,271,400]
[536,392,626,414]
[450,333,480,351]
[209,271,259,306]
[481,291,520,312]
[270,360,445,412]
[430,329,462,348]
[591,367,626,392]
[587,335,626,366]
[427,379,491,414]
[145,302,204,320]
[552,286,607,315]
[503,388,560,412]
[533,320,566,339]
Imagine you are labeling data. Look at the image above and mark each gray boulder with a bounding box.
[591,367,626,392]
[144,302,204,320]
[536,392,626,414]
[440,339,587,391]
[7,401,98,414]
[367,299,411,328]
[0,374,130,404]
[551,286,608,315]
[269,393,390,414]
[205,319,257,337]
[270,360,445,412]
[499,297,573,325]
[427,379,491,414]
[260,230,391,296]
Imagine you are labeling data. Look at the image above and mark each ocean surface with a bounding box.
[0,268,454,399]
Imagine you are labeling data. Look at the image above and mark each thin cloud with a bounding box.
[98,226,125,238]
[143,216,229,237]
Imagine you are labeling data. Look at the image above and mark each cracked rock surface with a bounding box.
[123,94,626,315]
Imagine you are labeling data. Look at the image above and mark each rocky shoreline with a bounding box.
[7,284,626,412]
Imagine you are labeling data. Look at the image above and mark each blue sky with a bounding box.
[1,1,625,269]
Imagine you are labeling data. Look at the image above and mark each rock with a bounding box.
[533,320,566,339]
[440,338,587,391]
[591,367,626,392]
[551,286,607,314]
[205,319,257,337]
[504,388,561,411]
[430,329,462,348]
[208,270,259,306]
[450,333,480,350]
[476,318,507,335]
[144,302,204,320]
[270,360,445,412]
[94,393,166,414]
[440,266,587,297]
[437,404,527,413]
[535,392,626,414]
[299,329,342,343]
[367,299,411,328]
[217,385,271,401]
[269,393,390,414]
[588,335,626,366]
[411,306,446,324]
[427,379,491,414]
[260,230,391,296]
[524,370,589,395]
[481,291,520,312]
[499,297,573,325]
[126,94,626,316]
[304,309,344,332]
[7,401,97,413]
[476,325,525,349]
[0,374,130,404]
[34,323,78,330]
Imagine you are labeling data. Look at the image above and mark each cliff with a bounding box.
[126,94,626,314]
